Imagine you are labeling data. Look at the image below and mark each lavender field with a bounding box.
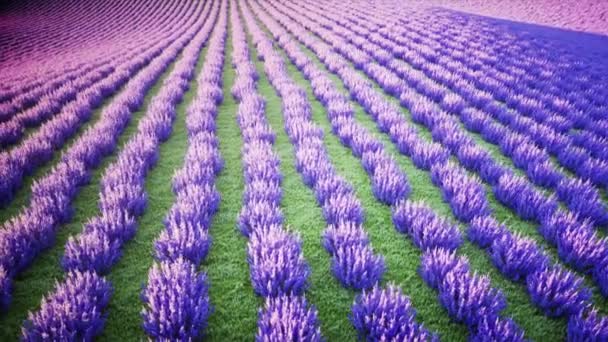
[1,0,608,340]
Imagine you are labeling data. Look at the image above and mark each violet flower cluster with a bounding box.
[350,284,436,341]
[140,1,227,340]
[21,2,219,338]
[391,201,522,338]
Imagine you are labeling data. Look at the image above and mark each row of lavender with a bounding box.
[140,0,227,339]
[20,0,219,338]
[300,0,608,300]
[230,1,323,339]
[257,0,608,339]
[241,1,435,340]
[0,0,211,322]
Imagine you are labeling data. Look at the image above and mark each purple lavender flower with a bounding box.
[526,266,591,317]
[81,209,137,242]
[419,248,470,290]
[0,266,11,311]
[0,120,23,146]
[238,201,284,237]
[410,140,450,170]
[511,142,547,170]
[393,200,462,251]
[331,244,385,291]
[141,259,211,340]
[322,193,364,225]
[22,270,112,341]
[244,179,282,204]
[361,150,390,175]
[479,160,509,185]
[480,122,507,145]
[351,131,384,157]
[431,163,490,223]
[376,107,402,134]
[526,160,563,189]
[500,133,533,157]
[371,161,411,205]
[578,158,608,187]
[439,271,507,327]
[62,229,122,274]
[593,258,608,297]
[556,178,608,226]
[441,93,466,115]
[323,221,369,255]
[558,146,588,173]
[392,200,436,235]
[556,222,607,272]
[390,122,419,156]
[98,183,147,217]
[567,308,608,341]
[460,108,488,132]
[184,183,220,211]
[494,174,557,222]
[456,144,492,172]
[172,165,215,193]
[470,316,527,342]
[467,216,505,249]
[350,284,435,341]
[490,233,549,282]
[295,147,333,187]
[247,226,310,297]
[256,295,322,342]
[154,220,211,265]
[313,175,352,205]
[538,209,578,246]
[0,210,56,273]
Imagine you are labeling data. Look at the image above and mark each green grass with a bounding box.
[245,21,359,342]
[205,29,259,341]
[99,43,211,341]
[1,2,607,341]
